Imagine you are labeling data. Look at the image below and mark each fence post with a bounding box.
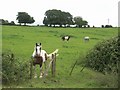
[11,53,14,61]
[51,53,56,77]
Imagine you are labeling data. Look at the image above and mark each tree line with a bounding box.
[0,19,15,25]
[0,9,88,27]
[0,9,113,28]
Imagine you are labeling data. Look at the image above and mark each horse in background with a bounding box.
[31,43,59,78]
[84,36,90,42]
[62,35,71,41]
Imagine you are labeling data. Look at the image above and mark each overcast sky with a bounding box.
[0,0,119,27]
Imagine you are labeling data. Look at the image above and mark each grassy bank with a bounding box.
[2,25,118,88]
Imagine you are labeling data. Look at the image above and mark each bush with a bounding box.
[2,51,30,84]
[105,25,113,28]
[101,25,104,28]
[85,36,119,74]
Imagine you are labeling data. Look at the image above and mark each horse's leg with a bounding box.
[44,62,46,70]
[44,61,49,76]
[33,65,37,78]
[39,64,43,78]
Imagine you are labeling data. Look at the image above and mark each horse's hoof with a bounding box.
[39,75,43,78]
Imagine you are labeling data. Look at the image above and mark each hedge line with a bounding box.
[85,36,119,74]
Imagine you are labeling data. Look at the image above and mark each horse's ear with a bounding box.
[40,43,41,45]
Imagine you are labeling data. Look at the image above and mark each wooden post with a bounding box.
[11,53,14,61]
[51,53,56,77]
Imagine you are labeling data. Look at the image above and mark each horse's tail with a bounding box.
[50,49,59,56]
[52,49,59,54]
[47,49,59,59]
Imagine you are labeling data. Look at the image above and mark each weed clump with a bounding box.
[2,51,30,84]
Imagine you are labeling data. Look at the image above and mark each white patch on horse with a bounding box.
[62,35,70,41]
[32,43,42,57]
[65,36,69,40]
[40,50,47,62]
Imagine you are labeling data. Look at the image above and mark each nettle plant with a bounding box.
[85,36,119,74]
[2,51,30,84]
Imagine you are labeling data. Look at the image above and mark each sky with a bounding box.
[0,0,119,27]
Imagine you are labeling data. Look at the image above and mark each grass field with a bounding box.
[2,25,118,88]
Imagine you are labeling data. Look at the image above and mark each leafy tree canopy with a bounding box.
[16,12,35,25]
[43,9,73,27]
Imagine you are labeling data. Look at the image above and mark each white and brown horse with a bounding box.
[32,43,59,78]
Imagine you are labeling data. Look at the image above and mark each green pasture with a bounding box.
[2,25,118,88]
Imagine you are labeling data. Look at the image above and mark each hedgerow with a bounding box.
[85,36,119,74]
[2,51,30,84]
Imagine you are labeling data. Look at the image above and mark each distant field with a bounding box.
[2,25,118,88]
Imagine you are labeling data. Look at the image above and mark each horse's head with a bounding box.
[34,43,42,56]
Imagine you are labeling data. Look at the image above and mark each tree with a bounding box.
[74,16,83,27]
[82,20,88,27]
[16,12,35,25]
[101,25,104,28]
[74,16,88,28]
[43,9,73,27]
[105,25,113,28]
[43,17,48,26]
[10,21,15,25]
[0,19,9,25]
[0,19,15,25]
[62,12,73,26]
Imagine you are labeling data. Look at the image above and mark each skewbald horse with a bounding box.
[62,35,71,41]
[32,43,59,78]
